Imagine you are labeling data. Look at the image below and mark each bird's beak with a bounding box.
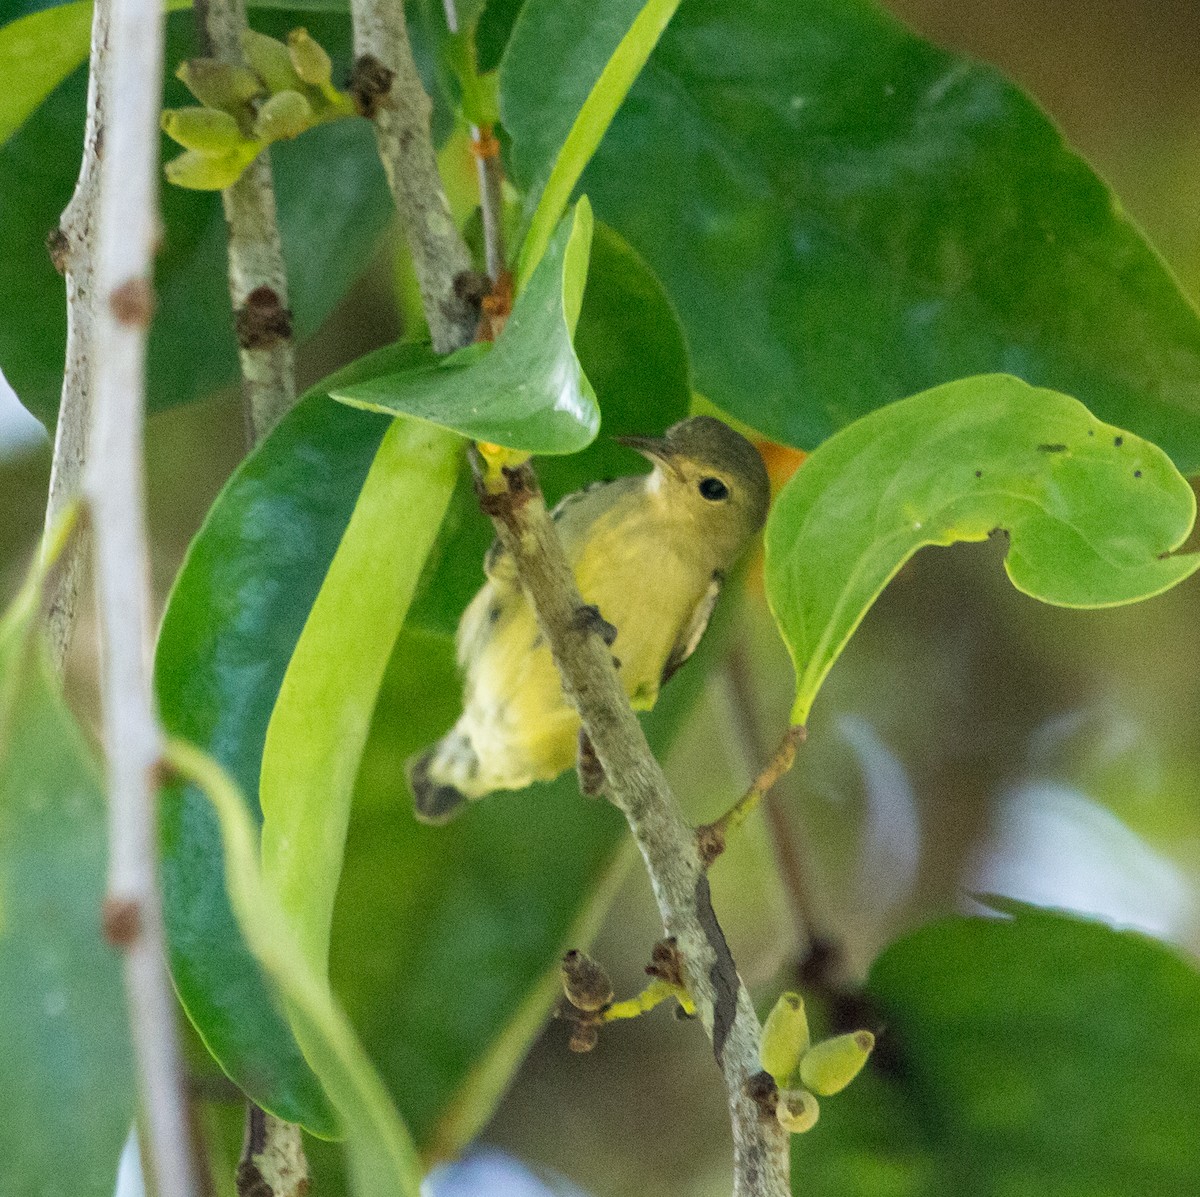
[614,433,681,476]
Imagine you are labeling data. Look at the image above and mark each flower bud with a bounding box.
[759,991,810,1084]
[775,1088,819,1134]
[560,949,613,1013]
[253,90,314,142]
[241,28,305,94]
[161,107,244,154]
[164,145,258,191]
[287,28,333,89]
[799,1030,874,1096]
[176,59,262,113]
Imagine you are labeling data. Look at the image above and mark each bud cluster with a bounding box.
[758,990,874,1134]
[162,28,356,191]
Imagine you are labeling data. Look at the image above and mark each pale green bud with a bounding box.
[176,58,262,113]
[164,144,259,191]
[253,90,314,142]
[161,107,244,154]
[287,28,333,88]
[799,1030,875,1096]
[759,991,810,1083]
[241,28,305,94]
[775,1088,820,1134]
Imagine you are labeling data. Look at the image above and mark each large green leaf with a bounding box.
[0,579,134,1197]
[823,903,1200,1197]
[406,218,692,635]
[765,375,1200,724]
[524,0,1200,472]
[0,8,391,427]
[169,739,423,1197]
[156,353,408,1134]
[499,0,680,285]
[260,417,460,975]
[333,200,598,453]
[0,1,92,147]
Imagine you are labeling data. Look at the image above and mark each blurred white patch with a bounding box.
[0,366,48,457]
[423,1148,591,1197]
[971,782,1199,941]
[113,1127,144,1197]
[838,714,920,916]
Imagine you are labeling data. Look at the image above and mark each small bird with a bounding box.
[407,415,771,823]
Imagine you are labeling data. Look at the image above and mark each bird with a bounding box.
[407,415,771,823]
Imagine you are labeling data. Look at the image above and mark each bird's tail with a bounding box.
[406,725,480,824]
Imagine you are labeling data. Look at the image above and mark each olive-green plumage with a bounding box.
[407,416,770,823]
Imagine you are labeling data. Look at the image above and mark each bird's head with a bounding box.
[615,416,771,563]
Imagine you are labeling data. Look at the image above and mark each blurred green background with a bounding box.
[4,1,1200,1194]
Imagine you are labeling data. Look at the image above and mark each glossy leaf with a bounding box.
[406,218,691,635]
[549,0,1200,471]
[169,739,423,1197]
[499,0,680,285]
[0,1,92,147]
[0,9,390,427]
[156,351,418,1133]
[765,375,1200,724]
[333,200,598,453]
[260,417,460,975]
[853,903,1200,1196]
[0,579,134,1197]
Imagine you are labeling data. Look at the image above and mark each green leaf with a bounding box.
[333,200,598,453]
[168,739,423,1197]
[0,8,391,427]
[259,417,460,976]
[564,0,1200,472]
[156,352,423,1133]
[0,2,92,148]
[499,0,679,286]
[858,903,1200,1196]
[764,375,1200,725]
[406,218,691,636]
[0,583,134,1197]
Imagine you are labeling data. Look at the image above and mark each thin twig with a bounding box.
[85,1,198,1195]
[472,458,790,1197]
[41,0,112,670]
[697,723,806,868]
[236,1107,308,1197]
[720,643,829,954]
[349,0,479,354]
[472,127,506,283]
[195,0,296,443]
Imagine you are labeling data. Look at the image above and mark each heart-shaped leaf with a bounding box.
[765,375,1200,725]
[332,200,598,453]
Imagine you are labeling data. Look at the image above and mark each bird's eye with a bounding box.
[698,477,729,501]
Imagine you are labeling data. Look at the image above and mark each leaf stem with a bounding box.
[84,0,198,1194]
[696,721,806,869]
[470,455,791,1197]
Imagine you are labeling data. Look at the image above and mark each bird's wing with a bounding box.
[660,570,724,688]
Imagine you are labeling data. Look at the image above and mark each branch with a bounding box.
[192,1,309,1181]
[349,0,479,353]
[473,460,791,1197]
[85,1,198,1195]
[41,0,112,670]
[195,0,296,443]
